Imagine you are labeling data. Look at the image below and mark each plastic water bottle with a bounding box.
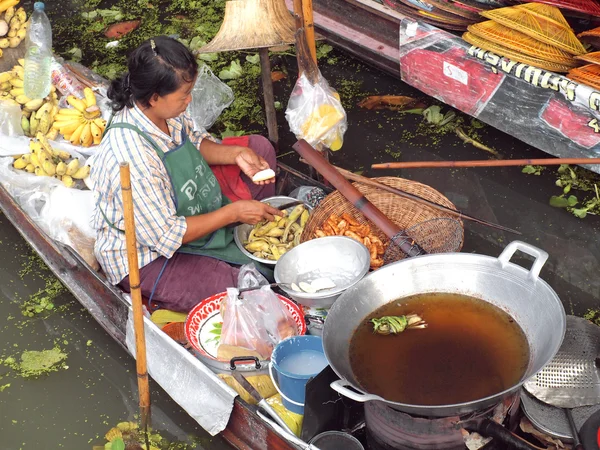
[23,2,53,100]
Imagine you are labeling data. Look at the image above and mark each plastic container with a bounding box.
[269,335,329,414]
[309,431,364,450]
[24,2,53,100]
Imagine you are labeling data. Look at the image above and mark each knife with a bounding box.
[230,369,297,436]
[227,200,307,229]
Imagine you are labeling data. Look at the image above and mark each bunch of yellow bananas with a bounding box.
[12,132,90,188]
[0,4,28,58]
[0,60,60,139]
[53,88,106,147]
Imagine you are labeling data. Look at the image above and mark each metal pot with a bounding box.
[324,241,566,417]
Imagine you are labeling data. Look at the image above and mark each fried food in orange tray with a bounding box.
[313,213,386,269]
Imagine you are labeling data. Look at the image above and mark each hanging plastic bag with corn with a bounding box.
[285,69,347,151]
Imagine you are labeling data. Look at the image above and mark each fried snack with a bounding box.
[313,213,387,270]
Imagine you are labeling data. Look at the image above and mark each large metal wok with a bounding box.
[324,241,566,417]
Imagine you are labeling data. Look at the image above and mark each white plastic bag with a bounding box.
[285,70,347,151]
[0,101,24,138]
[188,65,234,130]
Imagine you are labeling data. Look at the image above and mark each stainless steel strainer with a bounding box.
[524,315,600,409]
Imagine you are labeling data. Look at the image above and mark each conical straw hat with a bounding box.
[568,64,600,89]
[463,31,576,72]
[514,3,570,27]
[575,51,600,65]
[199,0,295,53]
[481,4,587,55]
[578,27,600,49]
[517,0,600,17]
[468,21,578,65]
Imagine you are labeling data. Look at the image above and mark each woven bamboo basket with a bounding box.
[300,177,465,255]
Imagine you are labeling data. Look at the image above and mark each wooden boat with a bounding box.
[286,0,600,175]
[0,163,325,450]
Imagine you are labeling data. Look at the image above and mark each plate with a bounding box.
[185,291,307,364]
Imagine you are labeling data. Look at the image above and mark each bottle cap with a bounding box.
[34,2,45,11]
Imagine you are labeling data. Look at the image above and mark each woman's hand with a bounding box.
[231,200,281,225]
[234,147,275,185]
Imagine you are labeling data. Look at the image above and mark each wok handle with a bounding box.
[330,379,385,402]
[464,419,542,450]
[497,241,548,282]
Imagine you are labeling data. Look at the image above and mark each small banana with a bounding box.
[4,6,15,24]
[0,81,10,91]
[15,94,31,105]
[57,108,82,117]
[34,101,51,118]
[69,122,86,145]
[66,95,87,113]
[42,160,56,176]
[0,72,11,83]
[15,27,25,41]
[83,87,97,107]
[25,164,35,173]
[8,36,21,48]
[65,159,80,176]
[0,39,8,49]
[13,158,27,170]
[15,7,26,23]
[79,122,92,147]
[52,148,71,161]
[20,153,31,164]
[93,117,107,131]
[71,165,90,180]
[37,110,51,135]
[23,98,44,112]
[45,128,58,141]
[12,65,24,80]
[29,114,39,136]
[17,58,24,67]
[34,167,47,177]
[55,161,67,176]
[30,152,40,168]
[20,115,29,135]
[61,175,75,188]
[10,87,23,97]
[90,121,102,145]
[9,77,22,88]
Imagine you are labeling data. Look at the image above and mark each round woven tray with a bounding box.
[300,176,464,255]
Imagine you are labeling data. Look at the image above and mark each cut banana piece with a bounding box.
[310,277,336,291]
[291,283,301,292]
[251,168,275,183]
[298,281,316,294]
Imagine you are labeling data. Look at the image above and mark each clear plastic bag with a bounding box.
[285,70,347,151]
[188,64,234,130]
[218,287,274,361]
[217,264,298,361]
[0,101,25,137]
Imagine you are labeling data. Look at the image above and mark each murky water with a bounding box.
[279,56,600,315]
[0,213,231,449]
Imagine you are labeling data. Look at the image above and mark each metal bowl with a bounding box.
[274,236,371,309]
[233,196,312,266]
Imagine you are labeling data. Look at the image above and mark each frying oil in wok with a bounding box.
[349,293,530,406]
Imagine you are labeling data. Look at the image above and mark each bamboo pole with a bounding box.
[119,162,151,433]
[301,0,317,64]
[333,165,521,235]
[372,158,600,170]
[259,48,279,145]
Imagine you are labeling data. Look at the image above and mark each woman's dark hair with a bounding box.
[108,36,198,112]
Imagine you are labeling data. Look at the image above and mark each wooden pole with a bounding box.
[301,0,317,65]
[293,0,305,73]
[372,157,600,170]
[259,47,279,146]
[119,162,151,433]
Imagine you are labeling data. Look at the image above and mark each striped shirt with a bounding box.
[88,104,217,285]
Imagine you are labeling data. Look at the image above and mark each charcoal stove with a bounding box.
[363,396,517,450]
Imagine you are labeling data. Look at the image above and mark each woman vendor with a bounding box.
[89,36,281,312]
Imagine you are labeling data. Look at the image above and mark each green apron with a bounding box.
[103,122,273,278]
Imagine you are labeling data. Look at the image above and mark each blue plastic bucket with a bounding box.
[269,335,328,414]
